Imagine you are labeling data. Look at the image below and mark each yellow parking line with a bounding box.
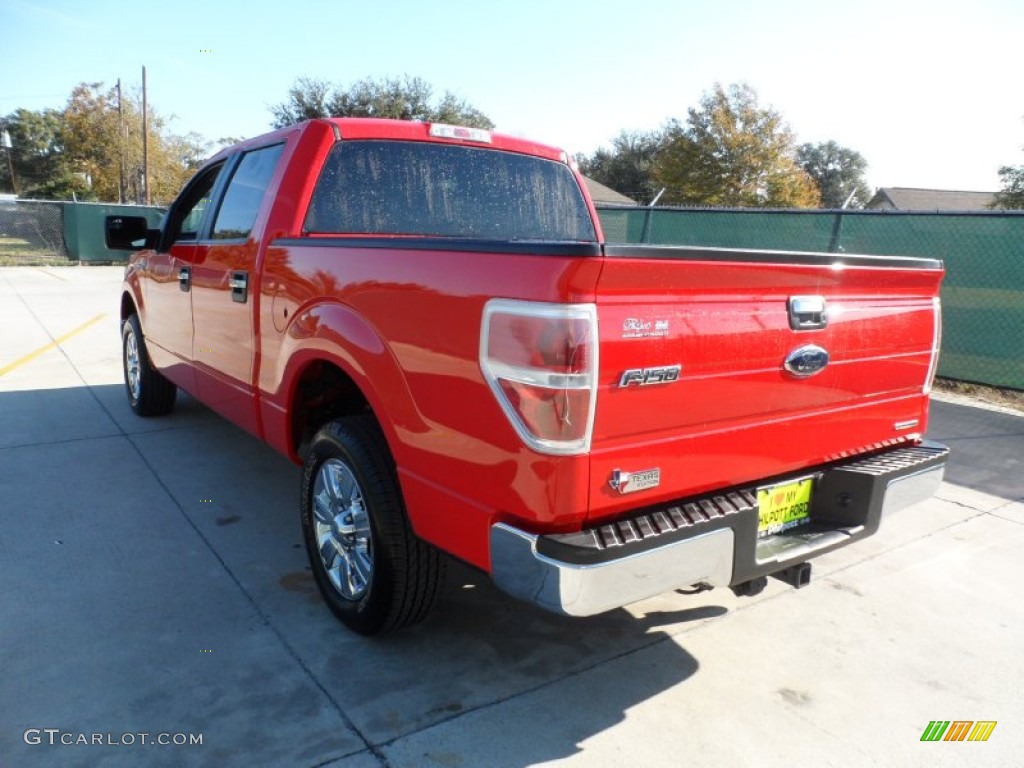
[0,313,106,377]
[38,268,69,282]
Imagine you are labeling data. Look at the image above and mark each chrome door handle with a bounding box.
[230,271,248,303]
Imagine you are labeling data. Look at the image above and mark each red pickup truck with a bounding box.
[109,118,948,635]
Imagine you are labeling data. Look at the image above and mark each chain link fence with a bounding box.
[0,200,69,261]
[0,200,165,263]
[597,206,1024,390]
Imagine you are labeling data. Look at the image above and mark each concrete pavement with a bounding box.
[1,266,1021,767]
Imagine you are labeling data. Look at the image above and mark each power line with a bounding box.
[0,93,69,102]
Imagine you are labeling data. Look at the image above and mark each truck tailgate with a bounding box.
[589,245,943,523]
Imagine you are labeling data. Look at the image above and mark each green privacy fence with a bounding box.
[597,206,1024,390]
[63,202,164,263]
[0,200,165,263]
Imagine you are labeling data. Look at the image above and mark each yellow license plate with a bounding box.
[757,478,813,537]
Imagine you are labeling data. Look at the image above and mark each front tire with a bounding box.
[300,415,445,635]
[122,314,176,416]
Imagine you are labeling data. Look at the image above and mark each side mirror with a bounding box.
[106,215,156,250]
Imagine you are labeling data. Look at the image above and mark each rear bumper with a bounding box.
[490,441,948,616]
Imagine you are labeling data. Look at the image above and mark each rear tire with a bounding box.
[122,314,177,416]
[300,414,445,635]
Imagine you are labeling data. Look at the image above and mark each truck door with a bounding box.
[142,163,222,394]
[191,142,285,436]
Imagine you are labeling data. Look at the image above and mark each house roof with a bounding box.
[866,187,996,211]
[581,176,637,206]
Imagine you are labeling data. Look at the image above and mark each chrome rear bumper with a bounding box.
[491,525,735,617]
[490,441,948,616]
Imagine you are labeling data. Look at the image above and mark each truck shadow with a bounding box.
[374,565,721,766]
[1,383,724,767]
[280,542,723,765]
[928,400,1024,500]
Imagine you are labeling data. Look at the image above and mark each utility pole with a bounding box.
[117,78,126,204]
[1,129,17,196]
[142,66,149,205]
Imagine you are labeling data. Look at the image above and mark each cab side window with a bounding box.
[212,144,285,240]
[165,164,222,245]
[180,193,213,237]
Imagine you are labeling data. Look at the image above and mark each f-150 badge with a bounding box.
[619,365,681,387]
[610,468,661,494]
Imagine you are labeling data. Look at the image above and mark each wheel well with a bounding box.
[291,360,372,459]
[121,292,137,323]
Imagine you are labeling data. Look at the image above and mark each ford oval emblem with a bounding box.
[784,344,829,378]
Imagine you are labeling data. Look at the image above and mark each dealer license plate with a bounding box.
[757,477,813,537]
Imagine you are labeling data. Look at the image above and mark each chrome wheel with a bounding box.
[121,313,176,417]
[301,415,445,634]
[312,458,373,600]
[124,327,141,401]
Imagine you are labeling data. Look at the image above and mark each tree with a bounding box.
[269,77,332,127]
[578,130,665,204]
[213,135,247,150]
[991,119,1024,209]
[796,141,871,208]
[655,83,819,208]
[270,75,494,130]
[61,82,202,204]
[993,165,1024,209]
[0,108,82,199]
[61,82,123,201]
[3,83,209,203]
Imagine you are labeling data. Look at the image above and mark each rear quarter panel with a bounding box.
[258,242,603,567]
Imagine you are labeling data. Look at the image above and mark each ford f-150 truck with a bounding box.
[108,118,949,635]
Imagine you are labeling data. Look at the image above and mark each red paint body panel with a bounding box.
[140,242,200,394]
[191,241,260,435]
[122,118,945,575]
[588,257,941,521]
[256,243,602,567]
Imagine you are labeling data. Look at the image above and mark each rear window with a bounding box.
[304,140,596,242]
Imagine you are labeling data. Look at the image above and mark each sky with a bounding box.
[2,0,1022,194]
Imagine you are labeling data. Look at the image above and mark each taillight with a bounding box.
[923,297,942,395]
[429,123,493,143]
[480,299,598,455]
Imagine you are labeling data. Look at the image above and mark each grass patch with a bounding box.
[934,377,1024,413]
[0,236,75,266]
